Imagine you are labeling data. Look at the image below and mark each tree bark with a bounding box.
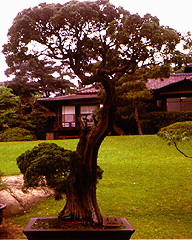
[133,102,143,135]
[59,74,116,225]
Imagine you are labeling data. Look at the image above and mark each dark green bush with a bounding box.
[17,143,80,195]
[141,111,192,134]
[0,127,36,142]
[16,142,103,198]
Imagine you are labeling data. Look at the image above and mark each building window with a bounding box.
[167,97,192,111]
[80,105,97,126]
[156,100,162,108]
[181,97,192,111]
[62,106,75,127]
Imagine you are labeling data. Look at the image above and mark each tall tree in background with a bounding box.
[116,65,171,135]
[0,85,47,138]
[3,0,188,225]
[5,57,76,98]
[0,85,20,111]
[0,85,29,129]
[0,85,20,128]
[4,57,75,138]
[116,74,151,135]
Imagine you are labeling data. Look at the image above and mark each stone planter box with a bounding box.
[23,217,135,240]
[0,204,6,224]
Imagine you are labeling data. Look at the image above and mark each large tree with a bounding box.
[5,57,76,98]
[3,0,188,225]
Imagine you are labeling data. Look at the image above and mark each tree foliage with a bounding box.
[3,0,184,85]
[0,85,47,139]
[115,65,172,134]
[17,143,81,192]
[0,85,20,110]
[16,142,103,200]
[5,58,76,98]
[0,85,21,128]
[116,69,152,135]
[158,121,192,158]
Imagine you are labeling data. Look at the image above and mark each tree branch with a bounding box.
[173,140,192,158]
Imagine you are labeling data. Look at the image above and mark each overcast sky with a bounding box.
[0,0,192,82]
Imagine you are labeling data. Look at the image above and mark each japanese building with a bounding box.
[38,85,100,139]
[38,66,192,139]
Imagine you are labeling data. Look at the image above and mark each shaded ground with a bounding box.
[0,219,24,239]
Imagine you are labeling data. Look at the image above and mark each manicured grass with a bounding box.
[0,136,191,239]
[98,136,192,239]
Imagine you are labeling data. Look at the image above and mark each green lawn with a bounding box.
[0,136,191,239]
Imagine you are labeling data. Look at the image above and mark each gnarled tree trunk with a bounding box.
[59,75,116,225]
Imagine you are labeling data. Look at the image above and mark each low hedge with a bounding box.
[0,127,36,142]
[141,111,192,134]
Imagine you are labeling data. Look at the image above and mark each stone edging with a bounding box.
[0,175,54,217]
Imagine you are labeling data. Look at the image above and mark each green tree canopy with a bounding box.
[0,85,21,128]
[3,1,184,85]
[0,85,47,139]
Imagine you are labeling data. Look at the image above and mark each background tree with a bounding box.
[4,57,75,139]
[0,85,47,139]
[5,58,76,98]
[158,121,192,158]
[0,85,20,110]
[0,85,21,129]
[3,0,188,225]
[115,65,171,135]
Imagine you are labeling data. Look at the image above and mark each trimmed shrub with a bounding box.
[16,142,103,199]
[16,143,79,194]
[0,127,36,142]
[157,121,192,142]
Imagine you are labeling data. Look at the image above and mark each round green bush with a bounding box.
[0,127,36,142]
[16,142,103,199]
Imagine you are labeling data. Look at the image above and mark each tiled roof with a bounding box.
[38,73,192,103]
[76,85,100,94]
[38,93,98,102]
[38,84,100,102]
[146,73,192,90]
